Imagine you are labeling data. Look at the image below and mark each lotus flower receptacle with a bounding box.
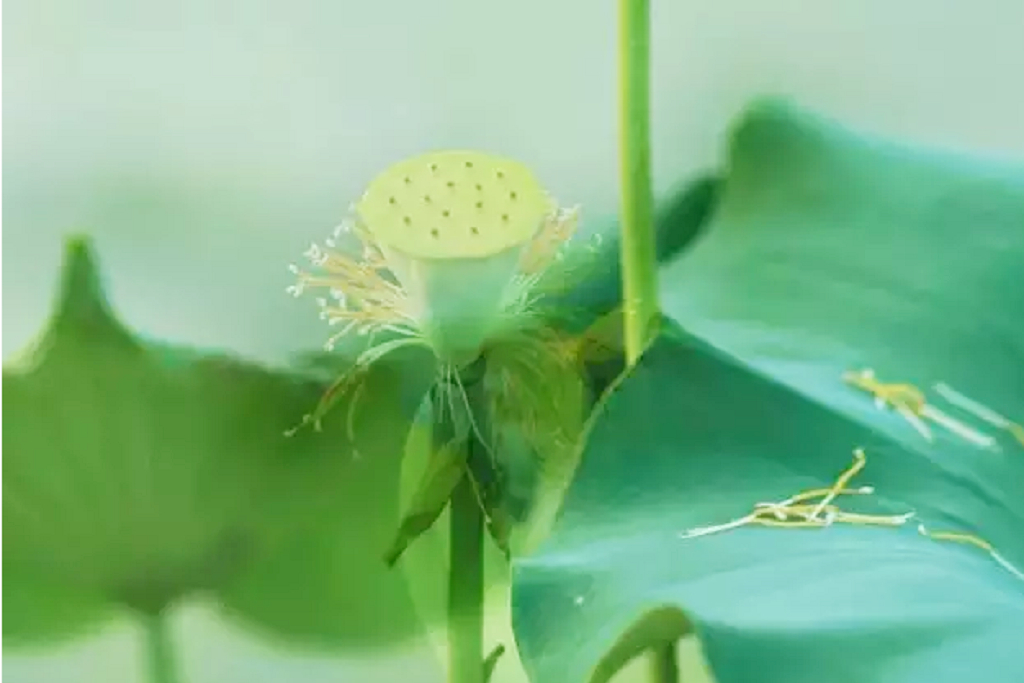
[288,150,579,366]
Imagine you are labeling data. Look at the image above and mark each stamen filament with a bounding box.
[934,383,1011,428]
[844,369,996,447]
[934,382,1024,448]
[920,405,998,449]
[918,524,1024,583]
[809,448,866,520]
[679,449,915,541]
[519,206,581,274]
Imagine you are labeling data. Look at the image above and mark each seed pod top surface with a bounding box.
[355,150,555,259]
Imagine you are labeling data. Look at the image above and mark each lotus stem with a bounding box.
[619,0,676,678]
[447,422,486,683]
[618,0,659,366]
[143,610,180,683]
[650,641,680,683]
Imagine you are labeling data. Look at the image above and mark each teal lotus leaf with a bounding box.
[511,100,1024,683]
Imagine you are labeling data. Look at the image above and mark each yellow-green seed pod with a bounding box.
[356,150,555,260]
[345,151,563,367]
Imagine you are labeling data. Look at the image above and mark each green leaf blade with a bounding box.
[512,100,1024,683]
[3,238,439,652]
[512,331,1024,683]
[661,99,1024,452]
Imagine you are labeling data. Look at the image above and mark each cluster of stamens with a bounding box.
[844,368,1022,449]
[518,206,582,274]
[679,445,1023,582]
[285,152,598,356]
[286,209,589,354]
[287,220,416,351]
[680,370,1024,581]
[917,523,1024,582]
[680,449,914,539]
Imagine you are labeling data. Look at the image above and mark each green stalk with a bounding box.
[649,640,680,683]
[618,0,659,366]
[143,610,180,683]
[619,0,675,680]
[448,441,486,683]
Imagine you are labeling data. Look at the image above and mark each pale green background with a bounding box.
[4,0,1024,681]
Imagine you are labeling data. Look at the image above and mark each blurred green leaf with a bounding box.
[384,418,468,568]
[512,101,1024,683]
[214,342,436,649]
[3,237,437,650]
[1,565,114,646]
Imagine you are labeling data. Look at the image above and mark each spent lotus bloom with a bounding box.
[285,151,598,550]
[288,150,579,363]
[285,151,591,472]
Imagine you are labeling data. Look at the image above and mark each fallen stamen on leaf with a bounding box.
[918,523,1024,583]
[844,369,996,448]
[679,449,914,540]
[934,382,1024,448]
[1011,424,1024,448]
[809,447,866,520]
[753,485,874,513]
[922,404,998,448]
[844,369,930,437]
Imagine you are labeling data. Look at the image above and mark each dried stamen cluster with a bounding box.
[680,449,914,540]
[288,221,417,351]
[917,523,1024,583]
[678,371,1023,584]
[518,207,581,275]
[933,381,1024,448]
[843,369,1003,448]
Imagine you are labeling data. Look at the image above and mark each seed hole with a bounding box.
[388,196,396,204]
[403,216,412,225]
[431,228,440,238]
[509,191,518,200]
[470,226,479,235]
[465,161,474,168]
[501,213,509,221]
[475,201,484,209]
[446,181,455,188]
[403,176,412,184]
[424,195,432,203]
[496,170,505,179]
[475,183,483,191]
[442,210,451,217]
[429,163,438,171]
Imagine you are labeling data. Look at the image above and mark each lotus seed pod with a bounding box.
[355,150,555,260]
[351,151,557,365]
[288,150,577,367]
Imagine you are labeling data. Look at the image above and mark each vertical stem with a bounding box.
[448,445,485,683]
[620,0,675,680]
[143,610,180,683]
[618,0,659,366]
[649,640,680,683]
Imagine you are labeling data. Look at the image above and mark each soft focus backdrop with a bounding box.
[5,0,1024,681]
